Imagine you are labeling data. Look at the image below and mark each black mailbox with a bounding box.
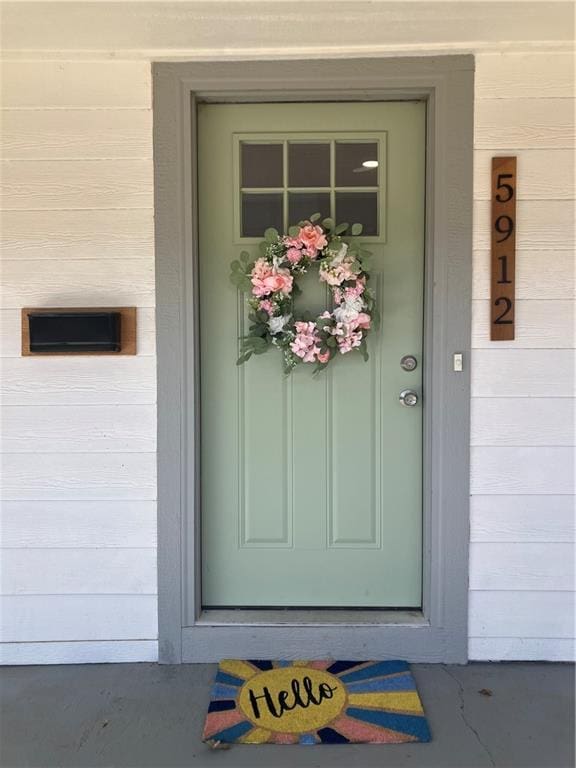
[28,311,122,353]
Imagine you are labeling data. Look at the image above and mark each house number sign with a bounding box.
[491,156,517,340]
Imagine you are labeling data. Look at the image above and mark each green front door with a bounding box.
[198,102,425,608]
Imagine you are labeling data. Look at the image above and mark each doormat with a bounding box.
[202,659,431,745]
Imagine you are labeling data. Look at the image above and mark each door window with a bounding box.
[237,136,384,239]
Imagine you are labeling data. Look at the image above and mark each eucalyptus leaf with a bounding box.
[351,222,363,235]
[291,283,302,296]
[239,250,251,263]
[236,352,253,365]
[264,227,279,242]
[310,212,322,222]
[322,217,335,231]
[288,226,300,237]
[334,222,349,235]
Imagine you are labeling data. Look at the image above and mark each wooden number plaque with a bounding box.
[491,156,517,340]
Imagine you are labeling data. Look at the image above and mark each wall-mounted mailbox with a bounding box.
[21,307,137,356]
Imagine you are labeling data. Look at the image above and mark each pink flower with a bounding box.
[259,299,274,315]
[354,312,371,330]
[319,259,356,286]
[290,321,321,363]
[286,247,303,264]
[251,261,293,297]
[251,257,273,280]
[338,330,363,354]
[345,276,366,299]
[264,271,293,295]
[317,350,330,364]
[298,224,328,257]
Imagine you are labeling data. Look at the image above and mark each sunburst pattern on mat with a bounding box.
[202,659,431,745]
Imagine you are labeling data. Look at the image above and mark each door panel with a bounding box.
[198,102,425,607]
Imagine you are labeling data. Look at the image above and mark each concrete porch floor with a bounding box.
[0,662,573,768]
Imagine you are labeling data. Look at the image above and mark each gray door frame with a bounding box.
[153,56,474,664]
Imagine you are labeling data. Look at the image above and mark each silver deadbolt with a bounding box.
[399,389,419,407]
[400,355,418,371]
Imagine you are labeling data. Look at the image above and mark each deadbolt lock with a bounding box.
[400,355,418,371]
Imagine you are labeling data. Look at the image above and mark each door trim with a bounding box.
[153,56,474,663]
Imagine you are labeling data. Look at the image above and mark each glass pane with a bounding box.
[336,192,378,236]
[335,142,378,187]
[288,143,330,187]
[241,193,283,237]
[288,192,331,228]
[241,143,283,188]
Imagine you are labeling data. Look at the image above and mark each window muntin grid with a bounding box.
[235,135,386,241]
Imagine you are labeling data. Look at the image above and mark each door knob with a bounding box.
[399,389,419,407]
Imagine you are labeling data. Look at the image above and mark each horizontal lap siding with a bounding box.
[469,51,575,661]
[0,58,158,663]
[1,41,573,663]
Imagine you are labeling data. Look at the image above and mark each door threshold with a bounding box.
[197,608,428,627]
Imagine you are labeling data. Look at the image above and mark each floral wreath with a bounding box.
[230,214,378,373]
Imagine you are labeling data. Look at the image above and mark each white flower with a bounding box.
[333,306,357,324]
[345,296,364,313]
[333,297,364,325]
[329,242,348,265]
[268,315,291,334]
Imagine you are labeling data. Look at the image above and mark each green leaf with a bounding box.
[334,222,349,235]
[249,325,268,337]
[358,339,369,362]
[236,352,253,365]
[291,283,302,297]
[239,250,251,263]
[327,336,337,348]
[264,227,279,242]
[351,222,363,235]
[288,225,300,237]
[310,212,322,222]
[322,217,335,231]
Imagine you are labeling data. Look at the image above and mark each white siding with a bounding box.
[470,50,575,662]
[1,3,574,664]
[0,49,157,664]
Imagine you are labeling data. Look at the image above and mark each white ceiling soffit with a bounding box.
[1,1,573,59]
